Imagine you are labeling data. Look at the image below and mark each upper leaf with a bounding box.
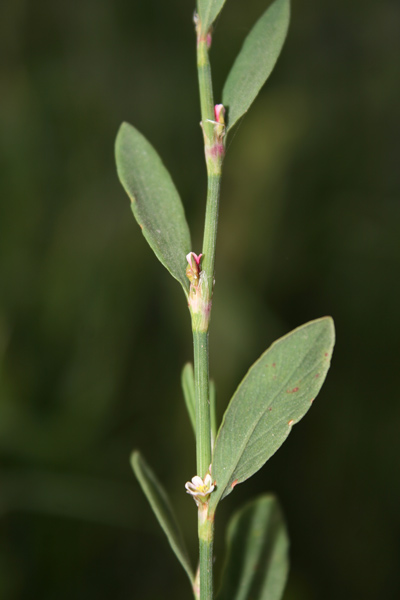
[217,495,289,600]
[115,122,191,294]
[131,451,194,584]
[210,317,335,510]
[197,0,227,33]
[222,0,290,132]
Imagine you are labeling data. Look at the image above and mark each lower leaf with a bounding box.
[131,451,194,584]
[210,317,335,509]
[217,495,289,600]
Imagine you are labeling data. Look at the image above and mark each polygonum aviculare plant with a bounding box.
[115,1,335,599]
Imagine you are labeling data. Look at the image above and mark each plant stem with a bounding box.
[198,505,214,600]
[193,330,211,478]
[197,36,215,157]
[196,29,224,300]
[201,173,221,295]
[192,13,225,600]
[192,323,214,600]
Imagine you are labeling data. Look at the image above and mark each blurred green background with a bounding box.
[1,0,399,598]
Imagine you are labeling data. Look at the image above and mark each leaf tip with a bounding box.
[321,315,336,344]
[116,120,129,144]
[130,449,141,470]
[115,121,136,163]
[119,120,131,133]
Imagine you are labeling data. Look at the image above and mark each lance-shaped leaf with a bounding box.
[182,362,196,435]
[115,122,191,294]
[210,317,335,510]
[217,495,289,600]
[131,451,194,584]
[197,0,227,33]
[210,378,217,446]
[222,0,290,132]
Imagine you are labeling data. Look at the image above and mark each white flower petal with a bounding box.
[185,472,215,504]
[191,475,204,486]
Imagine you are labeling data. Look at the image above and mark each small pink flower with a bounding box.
[186,252,203,285]
[186,252,203,268]
[214,104,225,124]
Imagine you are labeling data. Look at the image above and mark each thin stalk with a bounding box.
[197,37,215,159]
[198,505,214,600]
[196,35,224,296]
[191,12,225,600]
[201,173,221,295]
[193,330,211,478]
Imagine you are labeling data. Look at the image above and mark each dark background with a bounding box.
[1,0,399,598]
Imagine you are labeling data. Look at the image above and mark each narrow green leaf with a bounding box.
[217,495,289,600]
[210,378,217,447]
[210,317,335,509]
[222,0,290,132]
[197,0,227,32]
[115,122,191,294]
[130,451,194,583]
[182,362,196,435]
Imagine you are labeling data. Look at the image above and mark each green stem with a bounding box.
[198,505,214,600]
[193,23,216,483]
[201,173,221,295]
[197,38,215,155]
[196,35,224,300]
[192,14,225,600]
[193,330,211,478]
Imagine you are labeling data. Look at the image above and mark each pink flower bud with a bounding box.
[186,252,203,267]
[214,104,225,125]
[186,252,203,285]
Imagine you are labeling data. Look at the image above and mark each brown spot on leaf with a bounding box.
[272,363,276,368]
[315,373,320,378]
[324,352,329,357]
[231,479,238,489]
[286,387,299,394]
[288,419,294,426]
[268,407,272,412]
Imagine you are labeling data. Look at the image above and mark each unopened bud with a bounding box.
[214,104,225,124]
[214,104,225,140]
[186,252,203,285]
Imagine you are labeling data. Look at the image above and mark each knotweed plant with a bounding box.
[115,1,335,599]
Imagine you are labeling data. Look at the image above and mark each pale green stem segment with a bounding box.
[196,35,224,297]
[193,330,211,479]
[198,504,214,600]
[201,173,221,297]
[197,38,215,158]
[192,13,225,600]
[192,327,214,600]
